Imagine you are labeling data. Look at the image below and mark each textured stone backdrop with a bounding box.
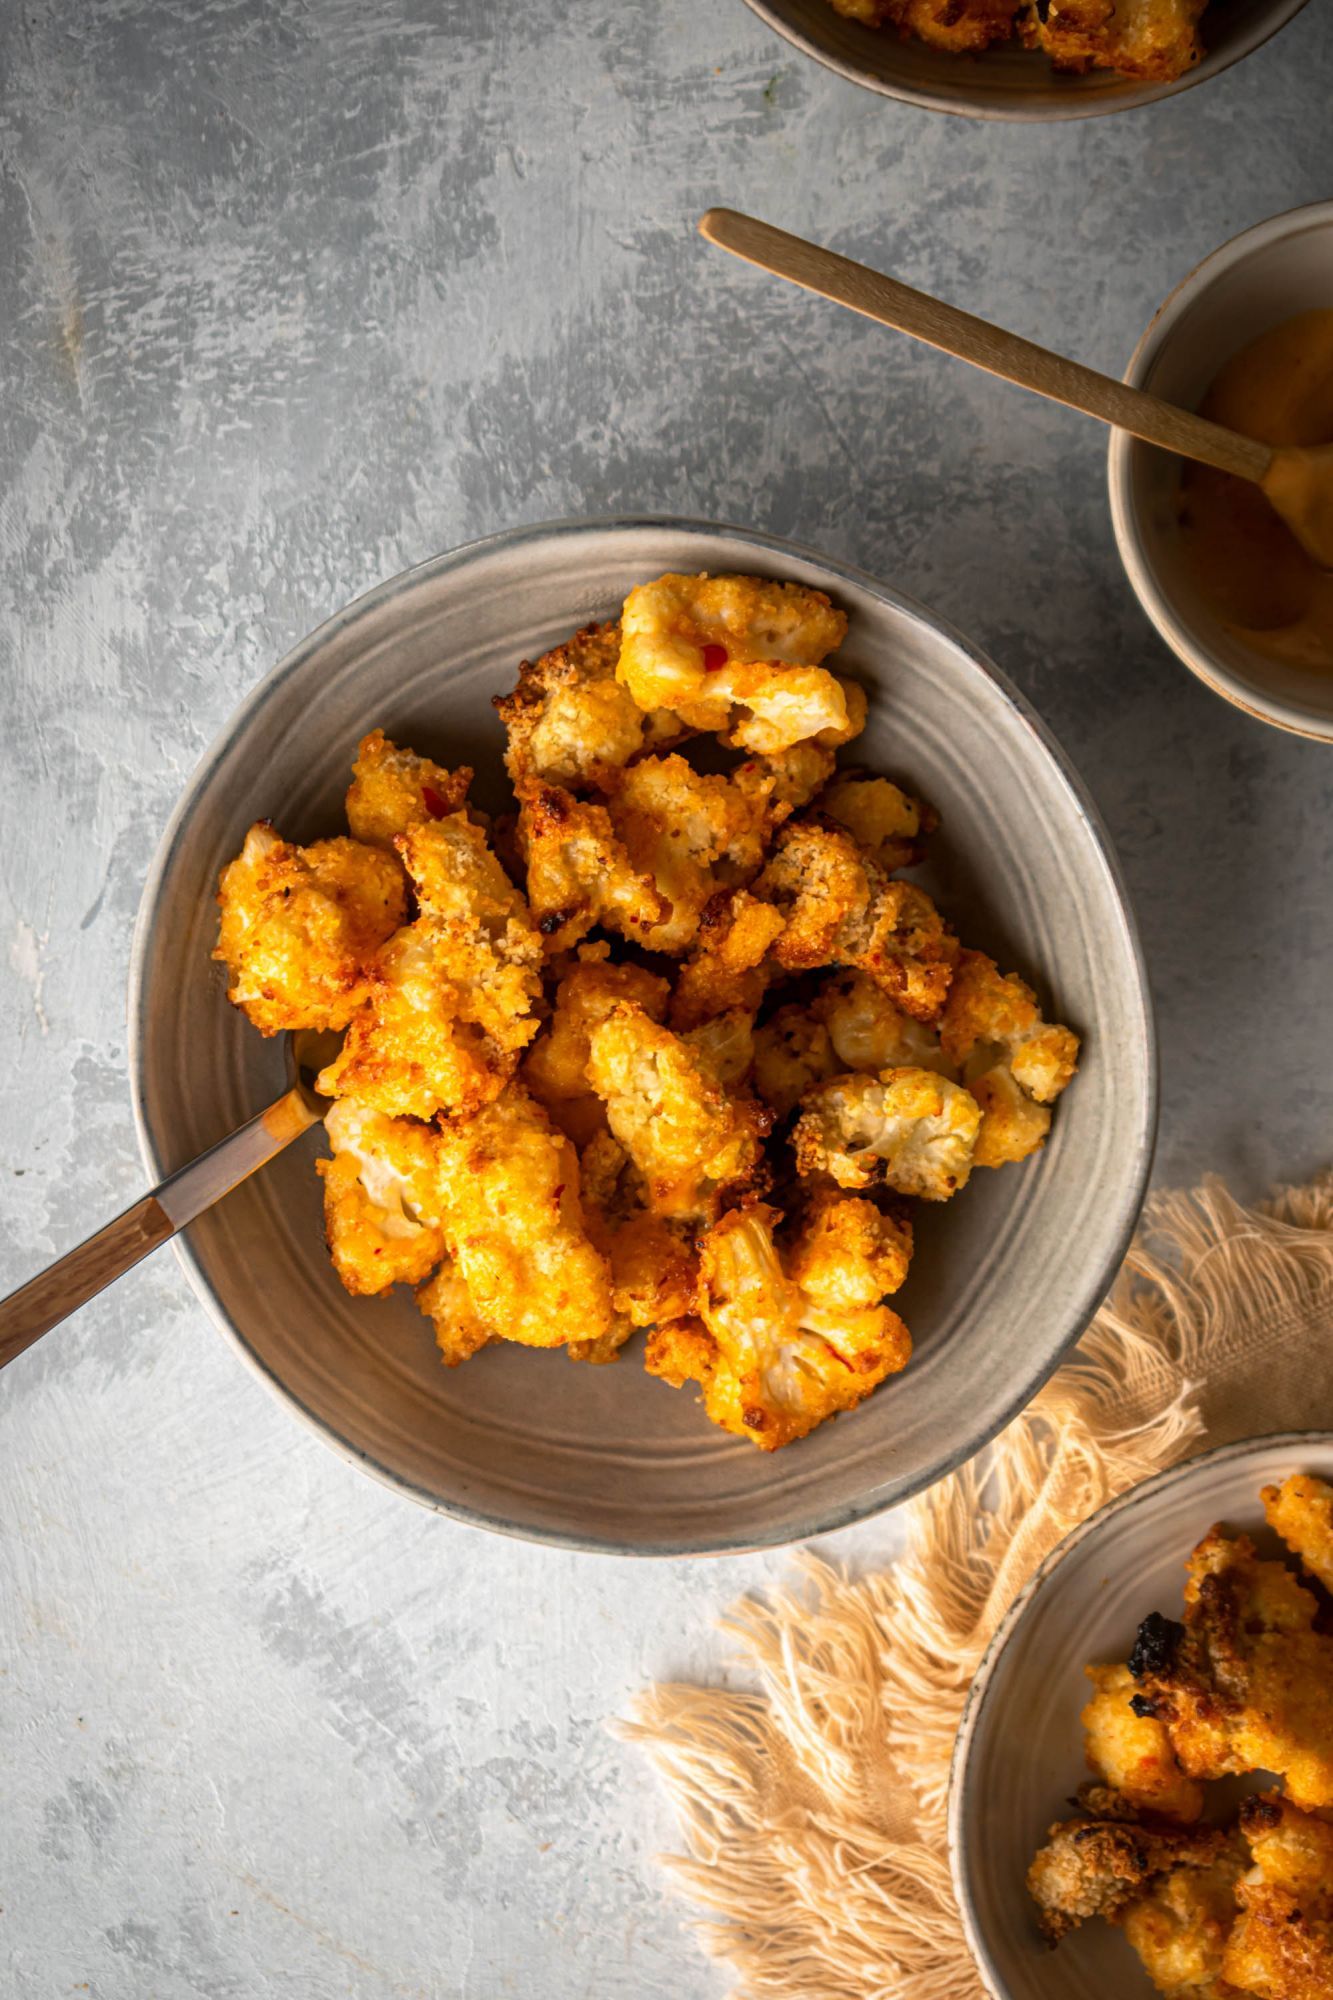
[2,2,1331,1994]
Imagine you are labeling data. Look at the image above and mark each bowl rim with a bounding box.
[127,512,1157,1556]
[946,1425,1333,1998]
[738,0,1310,123]
[1107,197,1333,745]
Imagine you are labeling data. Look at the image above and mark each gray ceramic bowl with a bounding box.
[129,517,1154,1554]
[741,0,1309,120]
[950,1430,1333,2000]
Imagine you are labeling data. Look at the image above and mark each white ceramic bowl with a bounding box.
[129,517,1154,1554]
[741,0,1308,121]
[1110,200,1333,742]
[949,1430,1333,2000]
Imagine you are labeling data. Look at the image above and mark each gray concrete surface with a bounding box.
[2,2,1331,1994]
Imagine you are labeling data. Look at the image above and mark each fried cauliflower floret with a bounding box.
[940,948,1080,1168]
[317,815,543,1120]
[1082,1664,1204,1823]
[670,890,786,1030]
[415,1262,499,1368]
[523,951,671,1147]
[514,780,668,954]
[792,1067,981,1201]
[608,752,776,954]
[785,1185,913,1311]
[1224,1794,1333,2000]
[580,1131,699,1331]
[1120,1847,1249,1998]
[317,1098,445,1296]
[686,1007,758,1092]
[1263,1474,1333,1594]
[432,1083,616,1352]
[1020,0,1206,81]
[345,729,473,849]
[813,969,956,1078]
[753,1005,839,1120]
[1027,1807,1240,1946]
[756,821,957,1020]
[819,770,935,873]
[644,1204,911,1451]
[215,822,406,1036]
[830,0,1019,53]
[586,1001,768,1223]
[618,572,857,752]
[735,742,837,820]
[493,620,685,792]
[1129,1529,1333,1811]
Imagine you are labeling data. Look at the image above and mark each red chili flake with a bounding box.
[701,642,728,672]
[421,784,449,819]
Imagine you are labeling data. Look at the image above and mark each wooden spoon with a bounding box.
[0,1030,338,1370]
[700,208,1333,571]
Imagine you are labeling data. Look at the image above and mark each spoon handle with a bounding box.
[0,1085,319,1370]
[700,208,1272,485]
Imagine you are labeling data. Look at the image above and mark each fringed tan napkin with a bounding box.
[617,1174,1333,2000]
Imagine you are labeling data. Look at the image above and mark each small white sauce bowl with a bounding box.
[1109,200,1333,743]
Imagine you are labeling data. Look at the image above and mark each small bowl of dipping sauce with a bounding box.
[1109,201,1333,741]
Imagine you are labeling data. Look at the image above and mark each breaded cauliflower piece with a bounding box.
[792,1067,981,1201]
[644,1203,911,1450]
[1120,1847,1248,1998]
[670,890,786,1031]
[317,815,543,1120]
[1225,1793,1333,2000]
[734,741,837,821]
[580,1131,699,1332]
[345,729,473,849]
[618,572,859,752]
[215,822,406,1037]
[756,821,957,1020]
[813,969,956,1078]
[819,770,936,873]
[493,620,685,792]
[1263,1473,1333,1594]
[317,1098,445,1296]
[608,752,776,954]
[1020,0,1206,82]
[785,1184,913,1311]
[753,1005,838,1120]
[830,0,1019,54]
[1027,1804,1240,1947]
[940,948,1080,1168]
[415,1262,499,1368]
[432,1083,617,1353]
[586,1001,769,1223]
[1081,1663,1204,1824]
[515,780,668,955]
[1129,1528,1333,1811]
[523,949,671,1147]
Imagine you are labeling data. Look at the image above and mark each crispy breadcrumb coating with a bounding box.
[609,752,775,953]
[494,620,685,792]
[1129,1528,1333,1810]
[317,1098,445,1296]
[432,1083,617,1353]
[1120,1847,1248,1997]
[785,1184,913,1309]
[215,823,406,1037]
[317,815,543,1120]
[1082,1663,1204,1823]
[1020,0,1206,80]
[1224,1793,1333,2000]
[645,1202,911,1450]
[753,1005,839,1119]
[523,950,670,1147]
[1027,1804,1240,1945]
[670,889,786,1030]
[586,1001,769,1223]
[792,1067,981,1201]
[1262,1473,1333,1594]
[940,948,1079,1168]
[515,780,668,954]
[415,1263,499,1368]
[345,729,473,849]
[735,742,837,820]
[819,770,936,873]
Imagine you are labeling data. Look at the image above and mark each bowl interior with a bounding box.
[1115,206,1333,738]
[743,0,1306,120]
[951,1432,1333,2000]
[131,519,1152,1553]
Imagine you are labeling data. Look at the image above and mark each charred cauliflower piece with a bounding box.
[1027,1804,1241,1948]
[1020,0,1206,81]
[317,815,543,1120]
[940,949,1079,1168]
[494,620,685,792]
[432,1082,618,1354]
[415,1262,499,1368]
[793,1067,981,1201]
[1081,1663,1204,1824]
[215,822,406,1037]
[753,1004,839,1120]
[670,889,786,1031]
[586,1000,769,1223]
[345,729,473,850]
[1225,1793,1333,2000]
[523,949,671,1147]
[645,1203,911,1450]
[317,1098,446,1296]
[813,969,956,1078]
[819,770,935,873]
[618,572,860,753]
[1262,1473,1333,1595]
